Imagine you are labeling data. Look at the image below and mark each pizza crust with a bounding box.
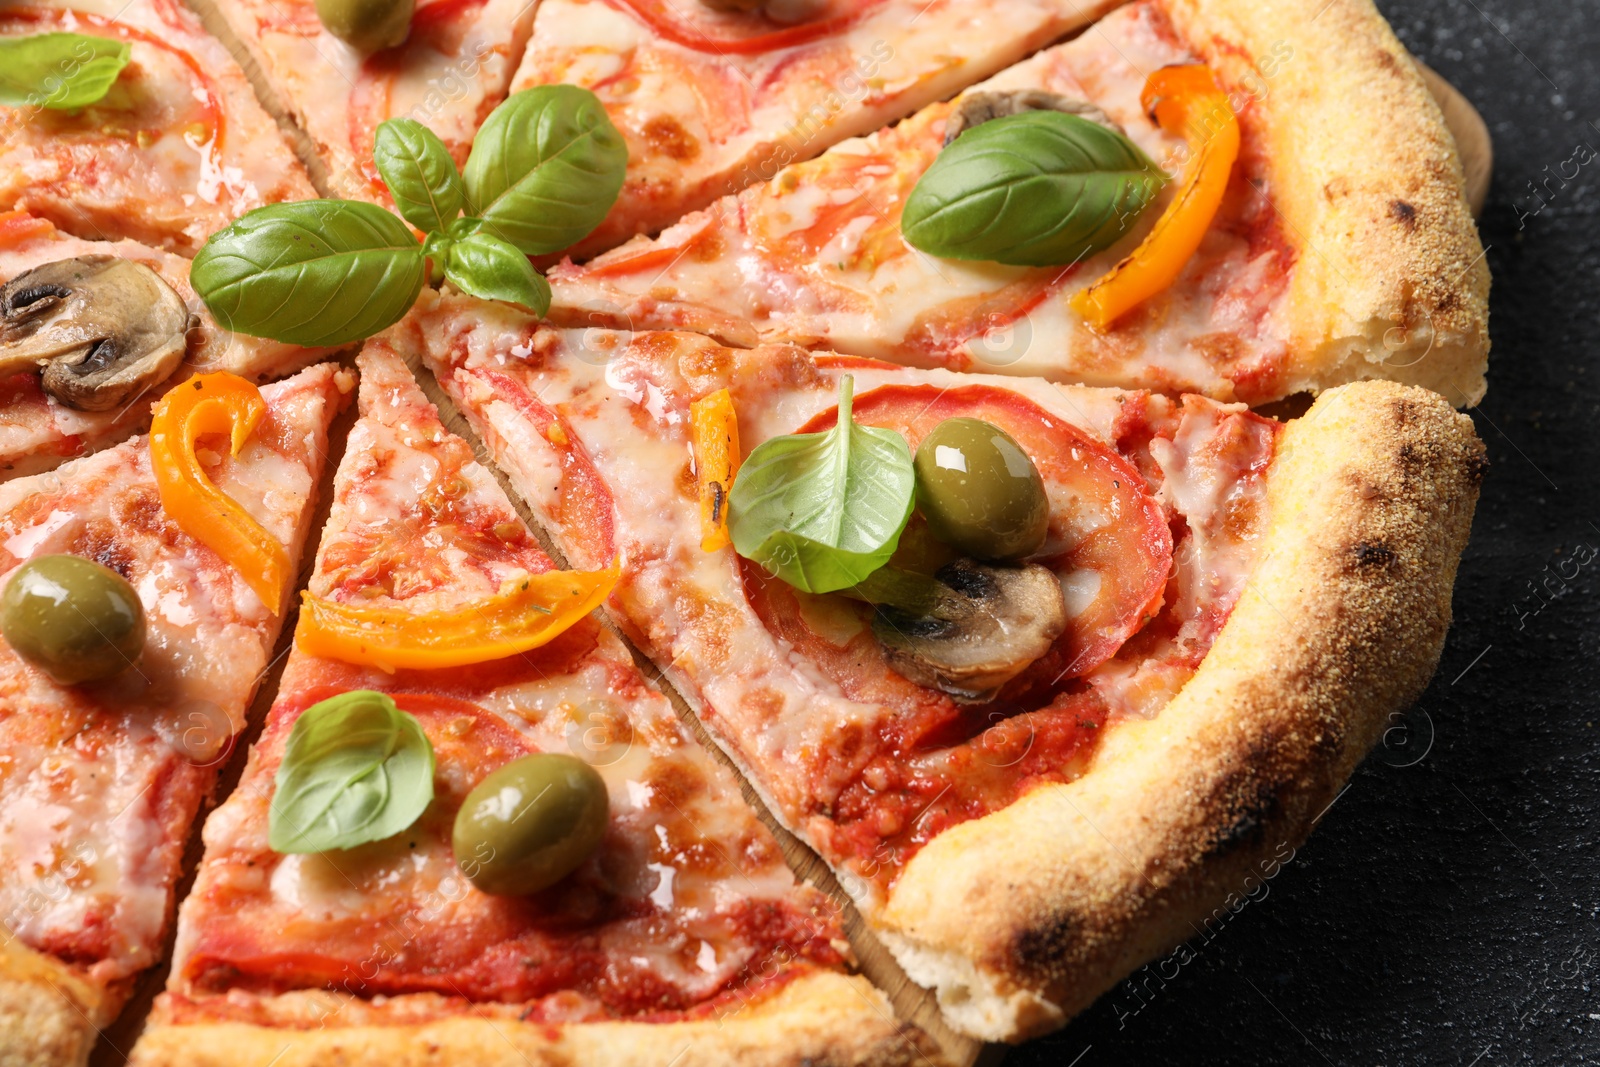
[130,971,937,1067]
[1163,0,1491,404]
[0,937,113,1067]
[870,380,1485,1040]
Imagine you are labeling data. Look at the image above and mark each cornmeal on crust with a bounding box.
[0,940,104,1067]
[131,971,932,1067]
[1162,0,1490,403]
[878,381,1485,1038]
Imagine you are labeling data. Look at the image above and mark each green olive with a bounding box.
[316,0,414,52]
[914,418,1049,561]
[1,555,145,686]
[453,754,609,896]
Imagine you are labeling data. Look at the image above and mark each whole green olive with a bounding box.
[914,418,1049,561]
[316,0,414,52]
[453,753,609,896]
[1,555,145,686]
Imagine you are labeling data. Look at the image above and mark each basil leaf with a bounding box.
[191,200,426,347]
[461,86,628,255]
[0,34,130,111]
[901,111,1168,267]
[728,376,915,595]
[269,691,435,854]
[373,118,465,235]
[444,232,551,315]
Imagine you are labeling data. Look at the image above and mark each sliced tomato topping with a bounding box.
[605,0,884,55]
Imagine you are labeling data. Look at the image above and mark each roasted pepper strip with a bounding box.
[150,373,289,615]
[296,559,622,672]
[690,388,741,552]
[1071,64,1240,329]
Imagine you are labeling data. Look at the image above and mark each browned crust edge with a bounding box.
[1162,0,1491,404]
[0,936,116,1067]
[127,971,943,1067]
[872,380,1485,1041]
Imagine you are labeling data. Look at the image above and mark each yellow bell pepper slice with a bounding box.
[296,559,622,672]
[1071,64,1241,329]
[690,389,741,552]
[150,373,289,616]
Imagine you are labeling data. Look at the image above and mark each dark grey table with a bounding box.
[1009,1,1600,1063]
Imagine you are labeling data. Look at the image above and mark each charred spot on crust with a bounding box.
[1464,445,1490,487]
[1010,911,1077,982]
[1389,199,1418,228]
[1349,540,1398,570]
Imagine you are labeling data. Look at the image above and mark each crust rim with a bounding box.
[874,379,1485,1040]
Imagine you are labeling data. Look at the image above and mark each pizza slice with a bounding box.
[510,0,1124,258]
[549,0,1490,407]
[205,0,538,206]
[0,362,351,1066]
[0,0,318,254]
[403,287,1484,1041]
[129,345,930,1066]
[0,210,335,479]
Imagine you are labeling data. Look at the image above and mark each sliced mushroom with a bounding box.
[699,0,829,24]
[0,256,194,412]
[944,90,1125,146]
[872,558,1068,703]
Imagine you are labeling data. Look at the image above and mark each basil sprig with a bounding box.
[901,111,1167,267]
[269,690,436,854]
[0,33,130,111]
[191,86,627,345]
[728,376,916,595]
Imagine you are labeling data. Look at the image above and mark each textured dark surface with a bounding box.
[1009,1,1600,1063]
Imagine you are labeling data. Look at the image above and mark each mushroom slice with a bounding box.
[0,256,194,412]
[944,90,1125,146]
[698,0,829,24]
[872,559,1068,703]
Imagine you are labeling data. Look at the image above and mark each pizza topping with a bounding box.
[1072,64,1241,328]
[0,554,145,685]
[150,372,292,615]
[297,558,622,672]
[690,387,740,552]
[193,87,626,345]
[268,690,436,853]
[901,110,1167,267]
[699,0,829,25]
[316,0,415,51]
[453,753,610,895]
[871,558,1067,702]
[0,32,130,110]
[913,417,1049,562]
[0,256,193,412]
[728,375,915,595]
[943,90,1123,146]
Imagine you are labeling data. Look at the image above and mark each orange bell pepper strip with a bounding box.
[296,559,622,672]
[1071,64,1240,329]
[689,389,740,552]
[150,373,290,615]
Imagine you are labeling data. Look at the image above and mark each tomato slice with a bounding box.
[605,0,884,55]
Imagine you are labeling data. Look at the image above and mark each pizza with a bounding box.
[129,345,929,1066]
[549,0,1490,407]
[0,363,350,1066]
[205,0,539,205]
[0,0,317,254]
[509,0,1125,258]
[407,287,1484,1039]
[0,210,332,478]
[0,0,1497,1061]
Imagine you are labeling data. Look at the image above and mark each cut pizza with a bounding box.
[202,0,539,206]
[0,210,334,479]
[0,362,350,1065]
[402,286,1484,1040]
[0,0,318,254]
[549,0,1490,407]
[128,345,932,1066]
[510,0,1126,258]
